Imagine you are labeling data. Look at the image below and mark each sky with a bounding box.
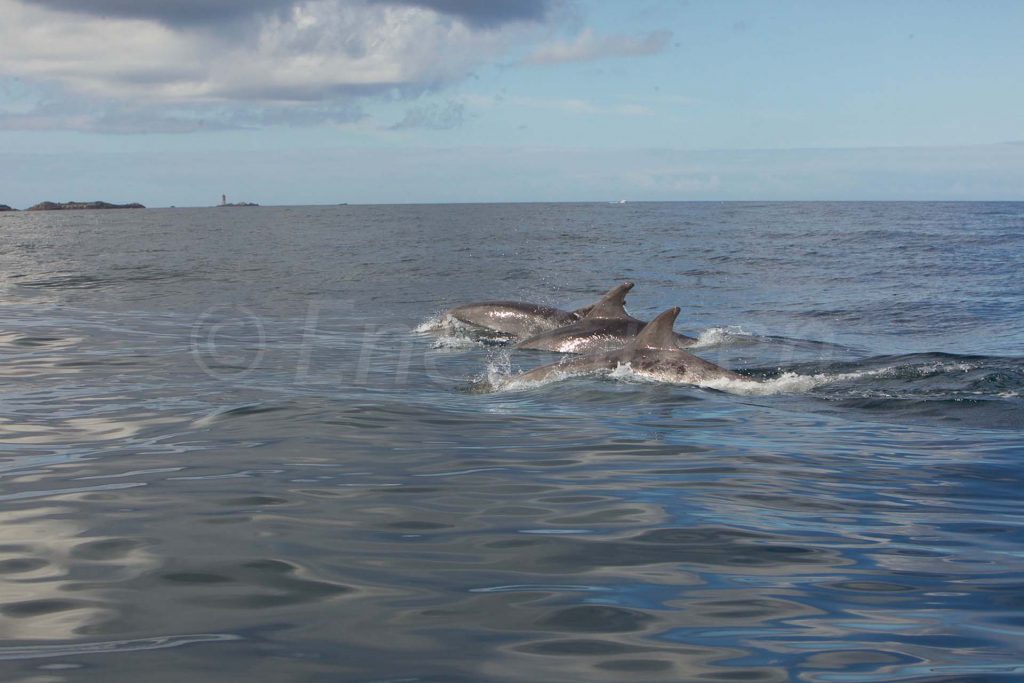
[0,0,1022,206]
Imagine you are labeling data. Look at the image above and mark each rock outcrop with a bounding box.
[27,201,145,211]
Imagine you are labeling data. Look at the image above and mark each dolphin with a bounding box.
[514,307,747,387]
[443,282,634,339]
[515,289,698,354]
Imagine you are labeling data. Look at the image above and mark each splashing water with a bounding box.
[692,325,751,348]
[480,357,935,396]
[412,313,447,334]
[416,313,515,349]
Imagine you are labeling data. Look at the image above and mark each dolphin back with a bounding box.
[447,301,577,337]
[516,318,647,353]
[514,306,747,387]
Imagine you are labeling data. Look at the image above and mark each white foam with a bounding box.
[700,371,838,395]
[484,349,513,387]
[416,313,512,350]
[485,358,898,396]
[605,361,802,394]
[696,362,941,395]
[482,354,581,392]
[692,326,749,348]
[413,314,446,334]
[915,361,975,376]
[476,343,995,397]
[431,335,481,350]
[607,362,646,381]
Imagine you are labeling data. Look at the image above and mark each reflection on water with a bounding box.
[0,508,153,640]
[0,204,1023,681]
[2,381,1021,680]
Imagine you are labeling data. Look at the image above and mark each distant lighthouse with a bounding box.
[221,194,227,206]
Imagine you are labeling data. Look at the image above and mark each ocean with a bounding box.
[1,202,1022,682]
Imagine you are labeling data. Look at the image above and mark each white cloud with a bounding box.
[19,0,553,30]
[0,0,678,133]
[0,1,538,103]
[0,0,556,130]
[523,28,672,65]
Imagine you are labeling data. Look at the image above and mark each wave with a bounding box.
[14,267,189,291]
[691,326,747,348]
[412,312,447,334]
[699,370,869,396]
[776,353,1024,397]
[479,352,1024,404]
[691,326,854,354]
[484,362,882,396]
[0,634,241,661]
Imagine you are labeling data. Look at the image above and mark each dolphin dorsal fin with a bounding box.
[571,303,595,317]
[631,307,680,349]
[581,281,634,319]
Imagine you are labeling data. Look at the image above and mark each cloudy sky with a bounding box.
[0,0,1021,206]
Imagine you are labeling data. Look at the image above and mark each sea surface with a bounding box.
[1,202,1023,682]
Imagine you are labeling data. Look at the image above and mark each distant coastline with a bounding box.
[26,201,146,211]
[217,194,258,208]
[0,204,14,212]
